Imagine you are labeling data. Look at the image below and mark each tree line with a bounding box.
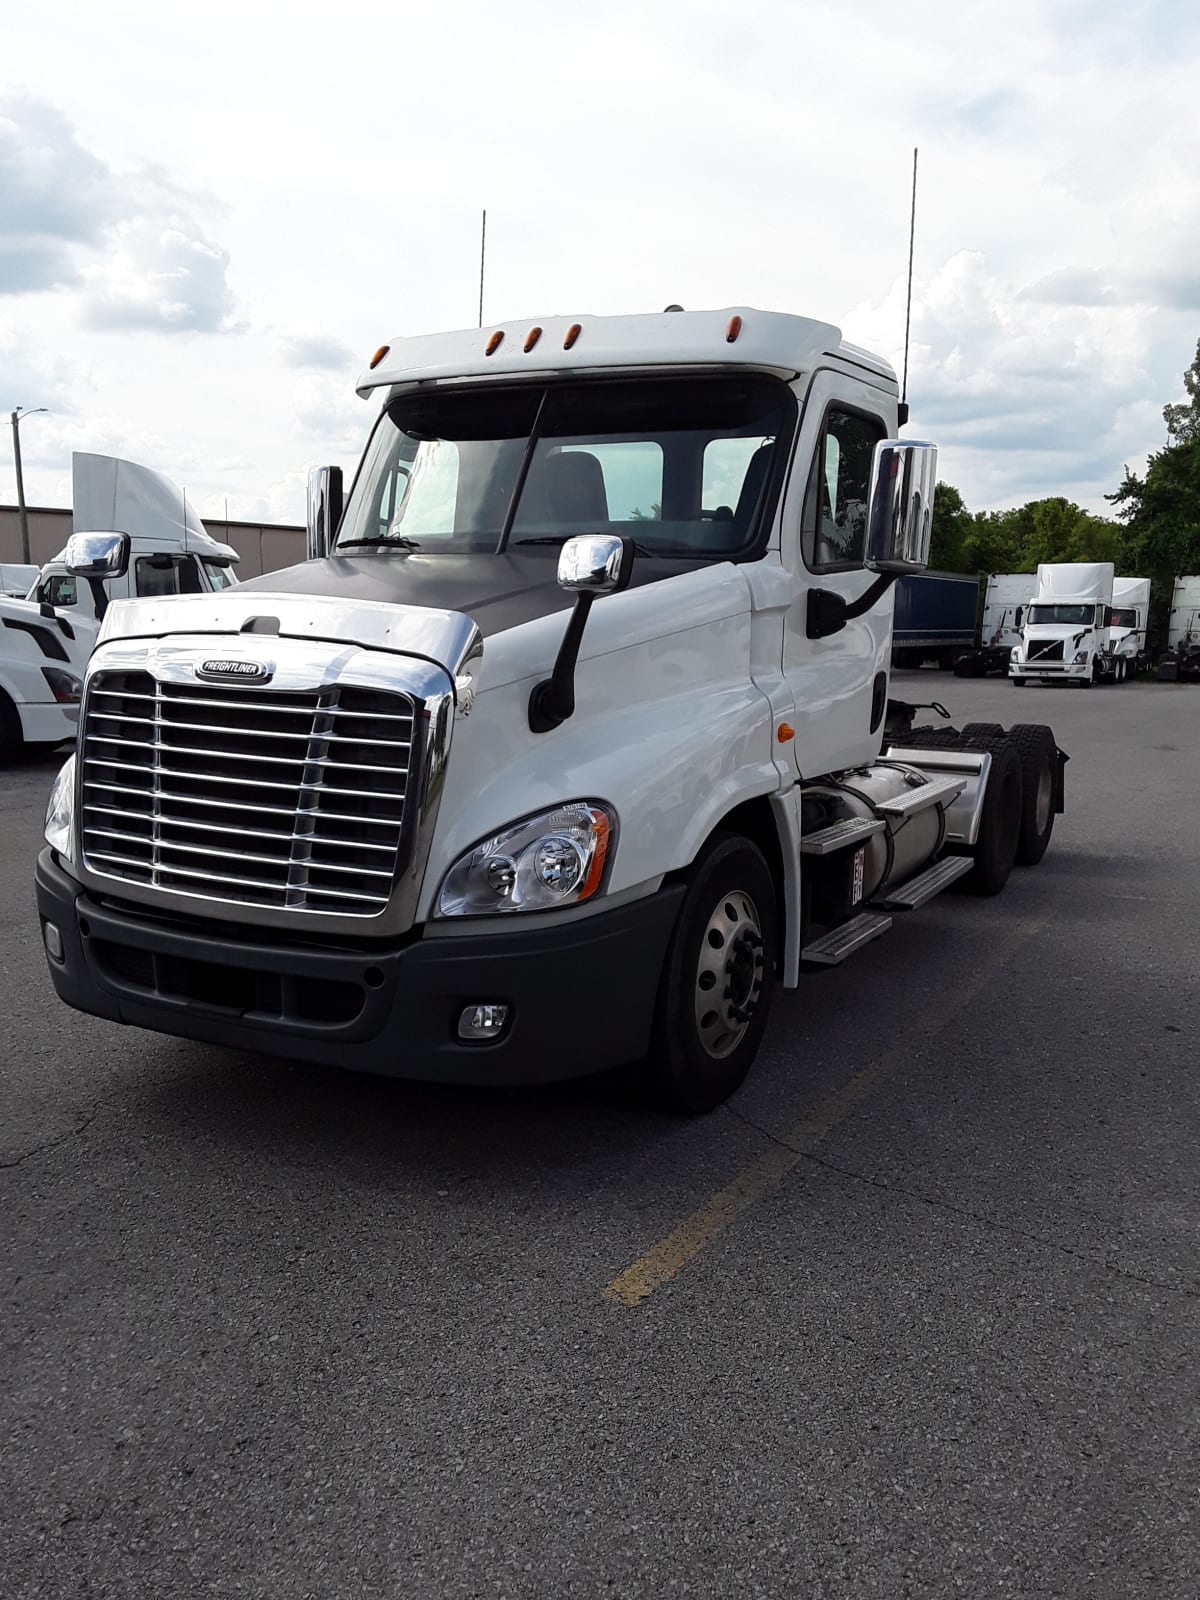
[929,338,1200,650]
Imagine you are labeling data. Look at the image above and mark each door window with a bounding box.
[135,556,203,596]
[801,409,884,570]
[40,574,78,607]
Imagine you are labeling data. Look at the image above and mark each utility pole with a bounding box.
[10,406,48,565]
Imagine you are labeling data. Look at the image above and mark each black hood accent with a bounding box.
[238,550,708,638]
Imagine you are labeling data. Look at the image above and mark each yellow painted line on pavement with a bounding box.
[604,909,1050,1307]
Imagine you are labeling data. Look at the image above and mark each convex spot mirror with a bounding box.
[557,533,634,595]
[64,531,130,579]
[864,440,938,574]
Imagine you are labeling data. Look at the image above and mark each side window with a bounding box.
[135,556,202,597]
[42,575,78,607]
[701,438,769,520]
[801,409,884,570]
[561,441,663,523]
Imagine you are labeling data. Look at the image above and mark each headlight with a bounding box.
[44,753,77,864]
[1073,651,1090,664]
[40,666,82,705]
[1009,646,1020,660]
[437,801,614,917]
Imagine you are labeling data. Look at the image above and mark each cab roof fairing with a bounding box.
[354,308,897,400]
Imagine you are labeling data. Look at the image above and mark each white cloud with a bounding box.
[277,329,355,370]
[81,216,235,332]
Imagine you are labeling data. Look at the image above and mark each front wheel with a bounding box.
[1011,676,1026,687]
[649,834,777,1113]
[0,692,23,764]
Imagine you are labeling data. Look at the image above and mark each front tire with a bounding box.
[0,692,22,764]
[1011,676,1026,687]
[649,834,777,1113]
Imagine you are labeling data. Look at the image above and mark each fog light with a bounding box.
[44,922,64,963]
[457,1003,510,1042]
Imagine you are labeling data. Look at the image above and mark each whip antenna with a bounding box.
[902,146,921,425]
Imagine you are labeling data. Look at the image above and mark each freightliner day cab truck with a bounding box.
[36,308,1068,1111]
[1010,562,1141,687]
[0,454,239,760]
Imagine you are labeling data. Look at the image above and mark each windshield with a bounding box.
[1027,603,1098,626]
[337,376,791,559]
[1107,606,1137,628]
[201,558,238,590]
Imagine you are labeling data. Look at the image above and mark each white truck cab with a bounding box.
[0,563,39,598]
[1107,576,1150,673]
[1010,561,1131,686]
[37,307,1068,1110]
[0,453,238,759]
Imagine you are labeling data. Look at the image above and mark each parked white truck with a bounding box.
[953,572,1033,677]
[1010,561,1135,686]
[0,563,39,598]
[37,308,1068,1110]
[0,453,239,759]
[1108,576,1150,673]
[1156,577,1200,681]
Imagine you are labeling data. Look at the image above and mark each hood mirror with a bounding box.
[65,531,130,580]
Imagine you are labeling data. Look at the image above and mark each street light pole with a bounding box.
[10,406,48,566]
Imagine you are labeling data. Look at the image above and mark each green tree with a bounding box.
[1163,337,1200,445]
[928,482,973,571]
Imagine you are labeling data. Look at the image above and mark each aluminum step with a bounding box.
[801,910,892,966]
[800,816,887,856]
[872,852,974,911]
[874,774,967,819]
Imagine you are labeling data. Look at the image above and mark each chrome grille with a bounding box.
[80,670,417,916]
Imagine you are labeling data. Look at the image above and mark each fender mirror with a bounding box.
[864,440,938,573]
[529,535,634,732]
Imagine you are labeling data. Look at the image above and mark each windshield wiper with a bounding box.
[337,536,421,551]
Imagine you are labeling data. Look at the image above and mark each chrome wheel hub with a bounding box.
[694,891,766,1060]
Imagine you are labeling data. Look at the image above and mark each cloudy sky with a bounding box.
[2,0,1199,525]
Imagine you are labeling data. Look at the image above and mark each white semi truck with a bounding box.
[0,453,239,760]
[1108,576,1150,674]
[1010,561,1133,687]
[1156,577,1200,681]
[37,307,1068,1110]
[953,572,1033,677]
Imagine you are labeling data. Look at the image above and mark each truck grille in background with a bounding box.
[80,670,417,916]
[1027,640,1064,662]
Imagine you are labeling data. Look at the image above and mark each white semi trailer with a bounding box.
[1010,561,1133,686]
[0,453,239,760]
[1157,577,1200,681]
[37,307,1068,1110]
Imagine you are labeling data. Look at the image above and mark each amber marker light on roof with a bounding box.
[726,315,743,343]
[563,323,582,350]
[369,345,390,369]
[485,330,505,355]
[524,327,543,353]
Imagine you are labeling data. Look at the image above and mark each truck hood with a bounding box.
[94,557,750,691]
[1023,625,1091,643]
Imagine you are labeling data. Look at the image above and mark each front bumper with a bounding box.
[1010,660,1089,679]
[36,849,684,1085]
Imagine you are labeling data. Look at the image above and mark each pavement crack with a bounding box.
[0,1104,102,1172]
[725,1106,1199,1301]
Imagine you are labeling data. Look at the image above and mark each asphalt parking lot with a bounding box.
[3,672,1199,1599]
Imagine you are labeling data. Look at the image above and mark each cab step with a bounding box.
[800,816,886,856]
[801,910,892,966]
[872,853,973,911]
[874,774,967,818]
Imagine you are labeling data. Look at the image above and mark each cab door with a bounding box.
[781,372,893,778]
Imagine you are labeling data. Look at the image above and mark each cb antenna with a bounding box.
[899,146,918,426]
[478,208,487,329]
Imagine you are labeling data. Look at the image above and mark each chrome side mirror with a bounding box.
[64,531,130,580]
[306,465,343,560]
[557,534,634,595]
[864,441,938,573]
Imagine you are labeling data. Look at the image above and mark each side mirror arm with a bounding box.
[86,576,109,620]
[806,573,894,639]
[528,591,597,733]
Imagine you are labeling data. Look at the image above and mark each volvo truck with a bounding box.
[1010,562,1131,686]
[36,307,1067,1110]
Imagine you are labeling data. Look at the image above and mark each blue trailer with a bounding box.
[891,571,979,669]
